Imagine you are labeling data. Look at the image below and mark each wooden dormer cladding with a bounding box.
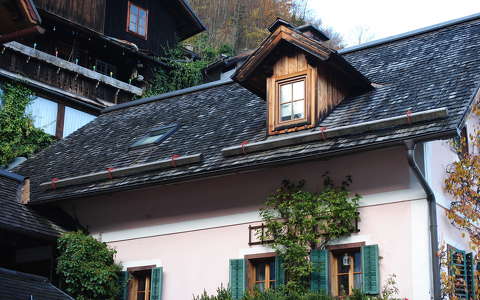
[267,50,349,134]
[233,19,371,136]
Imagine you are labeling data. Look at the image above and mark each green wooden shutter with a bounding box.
[275,255,285,287]
[150,267,163,300]
[118,271,129,300]
[450,247,468,299]
[229,259,245,300]
[362,245,380,295]
[466,252,474,299]
[310,249,329,293]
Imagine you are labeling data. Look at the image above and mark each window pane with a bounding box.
[129,22,137,32]
[269,261,275,280]
[354,251,362,273]
[130,13,138,25]
[63,107,96,137]
[354,274,362,290]
[280,84,292,103]
[130,4,138,16]
[292,81,304,100]
[292,100,304,119]
[338,274,349,296]
[337,254,350,274]
[136,292,145,300]
[280,103,292,121]
[139,9,146,19]
[255,263,265,281]
[26,97,58,136]
[137,276,146,291]
[138,25,145,36]
[255,282,265,292]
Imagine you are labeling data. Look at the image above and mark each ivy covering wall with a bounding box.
[0,83,53,167]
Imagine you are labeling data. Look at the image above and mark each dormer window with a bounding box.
[127,2,148,39]
[278,76,306,123]
[233,19,372,136]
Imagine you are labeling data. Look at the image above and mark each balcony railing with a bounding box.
[248,212,360,246]
[0,42,143,104]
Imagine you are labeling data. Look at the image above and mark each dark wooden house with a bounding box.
[0,0,204,138]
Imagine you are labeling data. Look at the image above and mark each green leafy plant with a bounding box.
[259,176,360,293]
[193,287,403,300]
[56,231,122,300]
[144,35,234,97]
[0,83,53,167]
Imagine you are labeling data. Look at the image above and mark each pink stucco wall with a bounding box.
[58,146,429,299]
[108,201,414,299]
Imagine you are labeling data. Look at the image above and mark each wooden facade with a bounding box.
[0,45,136,104]
[266,50,349,135]
[34,0,106,33]
[104,0,177,56]
[33,0,203,56]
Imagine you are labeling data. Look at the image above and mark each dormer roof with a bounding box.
[233,19,371,99]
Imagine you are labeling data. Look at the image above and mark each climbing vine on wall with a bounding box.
[0,83,53,167]
[259,176,360,293]
[441,102,480,299]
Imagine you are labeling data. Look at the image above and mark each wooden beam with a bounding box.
[20,178,30,204]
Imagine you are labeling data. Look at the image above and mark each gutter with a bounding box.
[405,140,441,300]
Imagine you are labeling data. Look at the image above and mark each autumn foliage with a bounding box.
[442,102,480,298]
[187,0,344,53]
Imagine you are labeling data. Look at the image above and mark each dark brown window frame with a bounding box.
[245,253,277,292]
[329,243,365,297]
[127,2,149,39]
[274,73,308,128]
[268,69,315,135]
[127,265,156,300]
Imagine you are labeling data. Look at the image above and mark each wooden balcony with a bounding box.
[0,42,144,105]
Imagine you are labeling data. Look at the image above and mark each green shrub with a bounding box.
[56,231,122,300]
[193,288,400,300]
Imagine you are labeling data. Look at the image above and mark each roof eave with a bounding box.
[30,128,457,205]
[175,0,206,41]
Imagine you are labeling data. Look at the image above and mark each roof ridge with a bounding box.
[339,12,480,54]
[102,79,234,113]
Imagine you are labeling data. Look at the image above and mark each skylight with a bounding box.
[130,124,178,148]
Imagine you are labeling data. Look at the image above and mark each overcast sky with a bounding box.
[309,0,480,46]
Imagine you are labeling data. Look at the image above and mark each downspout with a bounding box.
[405,139,441,300]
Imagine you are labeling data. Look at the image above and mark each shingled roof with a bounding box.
[0,267,73,300]
[0,170,67,237]
[17,13,480,204]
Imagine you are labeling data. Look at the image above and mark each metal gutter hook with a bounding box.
[50,178,59,190]
[406,109,413,124]
[319,127,327,141]
[241,141,249,154]
[106,168,115,179]
[170,154,181,167]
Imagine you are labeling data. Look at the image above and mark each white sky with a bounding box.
[308,0,480,46]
